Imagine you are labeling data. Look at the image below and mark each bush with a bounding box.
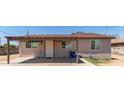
[2,44,17,48]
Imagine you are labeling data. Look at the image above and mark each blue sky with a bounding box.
[0,26,124,44]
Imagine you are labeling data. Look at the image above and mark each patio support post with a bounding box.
[7,38,10,64]
[44,40,45,58]
[76,39,79,63]
[53,40,55,59]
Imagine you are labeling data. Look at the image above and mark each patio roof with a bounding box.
[5,33,115,40]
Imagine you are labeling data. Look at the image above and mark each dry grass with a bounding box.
[85,57,110,65]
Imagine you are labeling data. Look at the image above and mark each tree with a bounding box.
[2,44,17,48]
[0,45,3,48]
[72,31,85,34]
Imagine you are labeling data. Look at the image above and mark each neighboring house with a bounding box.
[5,33,114,63]
[111,38,124,55]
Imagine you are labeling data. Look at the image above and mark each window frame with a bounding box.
[62,41,66,48]
[91,39,101,50]
[61,41,72,49]
[26,41,39,48]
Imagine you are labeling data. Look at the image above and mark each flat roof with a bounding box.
[5,33,115,40]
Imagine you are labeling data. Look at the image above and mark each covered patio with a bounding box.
[5,35,80,64]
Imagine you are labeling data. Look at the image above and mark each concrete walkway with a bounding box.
[79,58,95,66]
[0,56,34,64]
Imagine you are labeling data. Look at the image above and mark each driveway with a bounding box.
[99,54,124,66]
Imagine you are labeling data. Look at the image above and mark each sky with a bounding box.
[0,26,124,45]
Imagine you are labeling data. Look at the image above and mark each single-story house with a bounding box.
[5,33,114,64]
[111,38,124,55]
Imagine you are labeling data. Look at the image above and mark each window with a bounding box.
[62,41,71,48]
[91,40,95,49]
[26,41,39,48]
[62,41,66,48]
[66,41,72,48]
[91,40,100,50]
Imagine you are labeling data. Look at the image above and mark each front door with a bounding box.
[45,40,53,58]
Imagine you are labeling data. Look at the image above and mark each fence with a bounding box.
[0,48,19,55]
[111,47,124,55]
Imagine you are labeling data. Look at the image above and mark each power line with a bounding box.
[27,30,29,36]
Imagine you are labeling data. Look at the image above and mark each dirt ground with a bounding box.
[0,54,20,62]
[99,54,124,66]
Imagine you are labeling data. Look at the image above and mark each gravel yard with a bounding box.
[98,54,124,66]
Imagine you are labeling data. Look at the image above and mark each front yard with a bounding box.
[1,54,124,66]
[85,57,111,65]
[85,54,124,66]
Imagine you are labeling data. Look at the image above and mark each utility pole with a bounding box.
[27,30,29,36]
[0,37,1,46]
[105,26,110,35]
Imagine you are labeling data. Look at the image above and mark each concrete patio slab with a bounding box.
[0,56,94,66]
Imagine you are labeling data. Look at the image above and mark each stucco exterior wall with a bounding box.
[54,41,76,58]
[78,39,111,59]
[19,40,77,58]
[19,39,111,59]
[19,41,44,57]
